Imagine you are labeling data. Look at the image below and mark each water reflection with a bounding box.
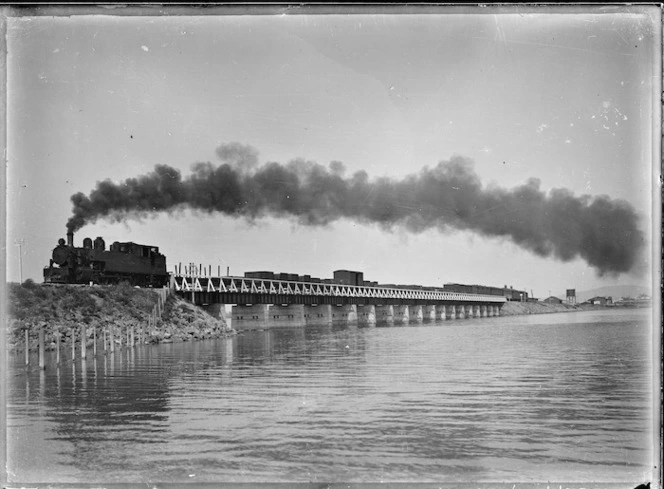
[7,310,653,483]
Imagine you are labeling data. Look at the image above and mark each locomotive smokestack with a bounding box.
[67,231,74,247]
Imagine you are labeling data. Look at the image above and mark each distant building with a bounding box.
[587,296,613,306]
[614,295,651,307]
[543,296,563,304]
[566,289,576,305]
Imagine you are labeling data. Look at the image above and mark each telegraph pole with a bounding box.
[15,238,24,283]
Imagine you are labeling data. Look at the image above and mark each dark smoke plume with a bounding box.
[67,142,645,276]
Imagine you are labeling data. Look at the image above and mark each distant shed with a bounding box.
[587,296,613,306]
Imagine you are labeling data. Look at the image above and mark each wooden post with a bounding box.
[81,323,87,360]
[71,327,75,360]
[25,329,29,366]
[93,327,97,356]
[130,326,135,348]
[103,329,107,352]
[56,330,60,365]
[38,325,45,370]
[110,327,115,353]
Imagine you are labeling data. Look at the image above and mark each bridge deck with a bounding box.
[172,275,507,304]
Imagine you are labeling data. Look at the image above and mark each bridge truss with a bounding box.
[171,275,507,305]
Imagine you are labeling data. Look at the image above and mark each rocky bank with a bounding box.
[500,300,585,315]
[6,281,234,351]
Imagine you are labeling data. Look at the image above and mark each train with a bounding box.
[441,283,528,302]
[43,232,169,287]
[244,269,528,301]
[42,232,527,298]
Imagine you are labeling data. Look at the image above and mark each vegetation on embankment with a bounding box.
[500,300,582,316]
[6,280,233,351]
[501,300,649,316]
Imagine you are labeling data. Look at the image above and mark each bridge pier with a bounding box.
[332,304,357,325]
[231,304,270,329]
[269,304,306,327]
[376,305,394,324]
[357,305,376,326]
[409,305,423,323]
[304,304,332,326]
[229,302,501,329]
[393,305,409,324]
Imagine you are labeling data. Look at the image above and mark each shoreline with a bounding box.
[7,282,234,352]
[499,300,648,316]
[8,282,648,352]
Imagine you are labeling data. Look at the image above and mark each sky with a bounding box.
[4,6,661,299]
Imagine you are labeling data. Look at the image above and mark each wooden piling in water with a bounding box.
[103,329,107,352]
[38,325,45,370]
[130,326,135,348]
[110,328,115,353]
[93,328,97,356]
[71,327,75,360]
[25,329,29,366]
[81,324,87,360]
[56,331,60,365]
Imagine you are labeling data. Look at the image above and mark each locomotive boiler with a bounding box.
[43,232,169,287]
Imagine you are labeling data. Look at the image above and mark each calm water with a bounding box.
[6,308,655,484]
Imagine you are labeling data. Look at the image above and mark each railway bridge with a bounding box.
[171,273,507,330]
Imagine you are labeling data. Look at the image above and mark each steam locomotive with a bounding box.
[43,232,169,287]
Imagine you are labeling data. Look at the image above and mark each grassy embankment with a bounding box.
[6,280,233,352]
[499,300,604,316]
